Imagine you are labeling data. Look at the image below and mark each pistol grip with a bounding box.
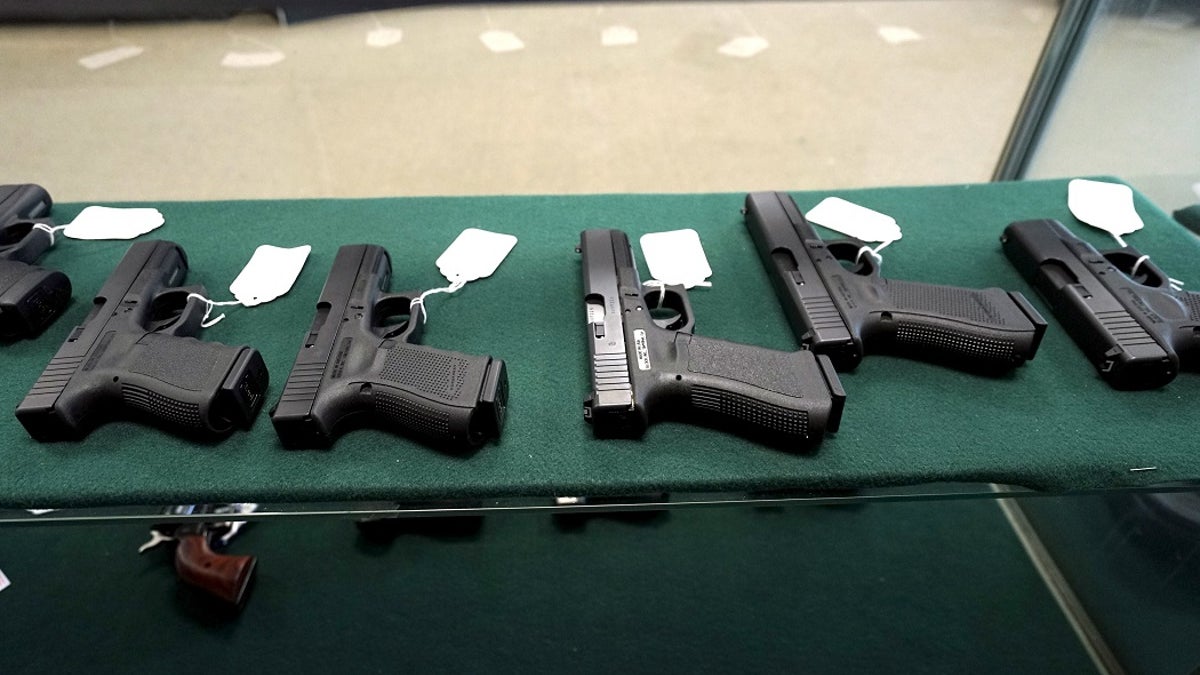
[0,259,71,340]
[274,343,507,450]
[369,344,507,448]
[174,533,257,607]
[858,279,1047,372]
[16,334,268,441]
[117,335,267,436]
[677,335,844,447]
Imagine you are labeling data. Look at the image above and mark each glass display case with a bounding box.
[0,2,1196,672]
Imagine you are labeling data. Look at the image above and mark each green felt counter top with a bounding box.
[2,178,1197,509]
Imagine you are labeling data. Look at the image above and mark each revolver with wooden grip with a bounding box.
[142,504,258,609]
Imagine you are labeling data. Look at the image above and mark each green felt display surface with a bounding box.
[2,178,1198,509]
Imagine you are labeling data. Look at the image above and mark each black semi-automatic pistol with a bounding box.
[16,240,269,440]
[743,191,1047,373]
[1002,218,1200,389]
[580,228,844,448]
[271,244,507,450]
[0,183,72,339]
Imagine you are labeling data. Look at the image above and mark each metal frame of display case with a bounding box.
[4,5,1196,671]
[5,483,1199,525]
[993,0,1103,182]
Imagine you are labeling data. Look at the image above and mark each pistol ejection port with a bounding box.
[587,301,606,338]
[586,301,605,323]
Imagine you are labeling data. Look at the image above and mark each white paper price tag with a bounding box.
[1068,179,1144,237]
[806,197,902,244]
[639,229,713,289]
[229,244,312,307]
[63,206,165,240]
[436,229,518,283]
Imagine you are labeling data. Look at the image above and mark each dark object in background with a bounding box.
[15,240,269,440]
[1019,487,1200,674]
[355,514,485,543]
[16,0,1195,23]
[743,191,1046,373]
[579,228,844,448]
[0,1,540,23]
[1123,489,1200,551]
[271,244,507,450]
[1002,218,1199,389]
[552,510,669,533]
[0,184,71,340]
[1173,204,1200,234]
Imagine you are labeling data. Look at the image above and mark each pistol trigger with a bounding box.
[402,294,425,329]
[176,288,210,330]
[669,286,695,332]
[374,292,421,341]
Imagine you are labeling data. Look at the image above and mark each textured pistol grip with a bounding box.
[365,343,508,450]
[174,534,257,607]
[868,279,1046,372]
[680,335,844,447]
[120,334,269,436]
[0,259,71,339]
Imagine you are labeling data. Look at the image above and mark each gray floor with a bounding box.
[0,1,1057,202]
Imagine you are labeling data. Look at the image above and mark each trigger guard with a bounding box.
[374,292,422,341]
[826,240,877,276]
[0,219,36,246]
[149,287,207,334]
[1101,249,1166,288]
[644,286,693,332]
[0,219,54,262]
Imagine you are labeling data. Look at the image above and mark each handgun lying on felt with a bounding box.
[742,191,1047,373]
[15,240,269,440]
[0,183,72,339]
[271,244,508,450]
[1002,218,1200,390]
[578,228,844,447]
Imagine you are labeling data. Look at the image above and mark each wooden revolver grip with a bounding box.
[174,533,258,607]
